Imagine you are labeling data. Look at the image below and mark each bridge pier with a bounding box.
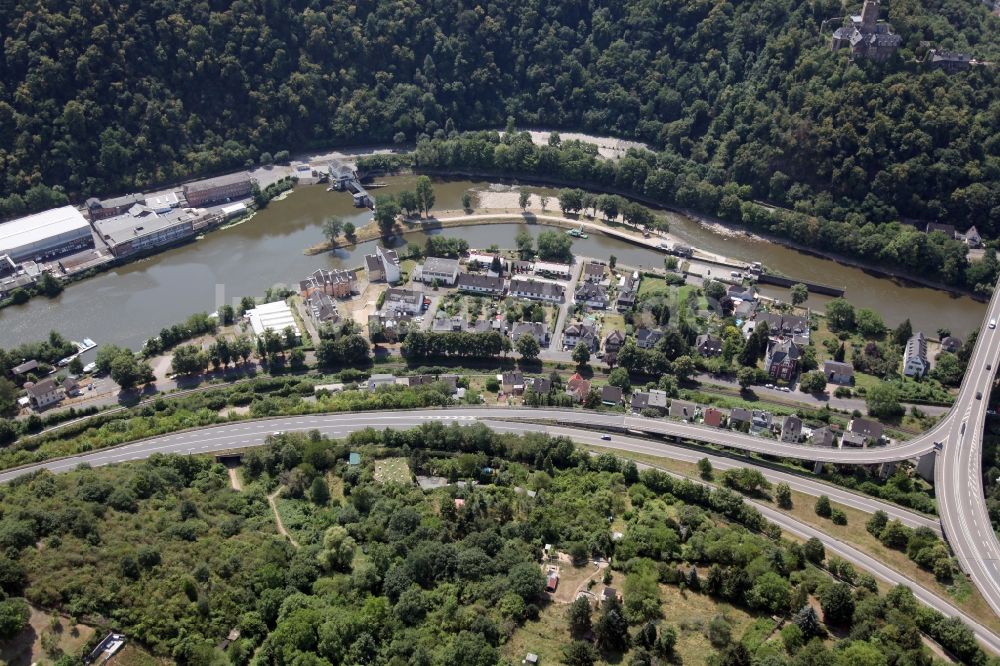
[916,452,935,482]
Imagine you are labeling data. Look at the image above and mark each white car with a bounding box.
[779,387,791,392]
[765,384,775,389]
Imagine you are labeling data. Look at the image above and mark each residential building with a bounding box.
[533,261,572,279]
[417,257,460,286]
[751,410,772,432]
[85,193,144,220]
[25,379,62,409]
[695,334,723,357]
[457,273,505,296]
[566,373,591,402]
[849,418,885,443]
[925,222,957,238]
[631,389,668,414]
[703,407,726,428]
[842,431,867,447]
[669,399,697,421]
[574,282,609,309]
[509,278,564,303]
[63,377,80,397]
[328,159,357,189]
[727,285,756,302]
[11,359,38,376]
[0,206,93,262]
[501,371,525,394]
[525,377,552,394]
[383,288,424,316]
[431,315,465,333]
[601,385,623,406]
[512,321,550,347]
[305,292,340,325]
[563,320,598,351]
[636,328,663,349]
[781,415,803,443]
[603,330,626,354]
[823,361,854,385]
[830,0,902,61]
[616,274,638,312]
[729,407,752,431]
[755,312,809,337]
[299,268,358,299]
[368,312,412,340]
[510,260,533,274]
[245,301,300,339]
[960,226,982,248]
[466,252,505,275]
[925,49,972,73]
[940,336,962,354]
[367,374,398,391]
[903,332,929,377]
[582,262,605,282]
[811,426,838,447]
[765,339,801,381]
[365,246,400,283]
[94,206,197,257]
[183,172,253,207]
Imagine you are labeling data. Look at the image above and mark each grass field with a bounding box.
[373,457,413,484]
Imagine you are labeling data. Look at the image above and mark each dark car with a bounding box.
[600,435,612,441]
[977,391,983,400]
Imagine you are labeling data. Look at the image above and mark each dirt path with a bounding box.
[227,467,242,491]
[267,488,299,548]
[571,561,608,600]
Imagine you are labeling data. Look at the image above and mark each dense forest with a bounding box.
[0,424,994,665]
[2,0,999,237]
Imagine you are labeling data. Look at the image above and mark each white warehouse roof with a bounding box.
[246,300,300,338]
[0,206,90,254]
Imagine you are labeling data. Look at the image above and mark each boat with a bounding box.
[83,362,96,374]
[566,225,589,239]
[74,338,97,353]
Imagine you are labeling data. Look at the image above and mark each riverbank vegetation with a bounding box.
[0,425,993,665]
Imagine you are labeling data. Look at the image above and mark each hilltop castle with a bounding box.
[831,0,902,62]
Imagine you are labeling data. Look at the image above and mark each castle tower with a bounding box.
[860,0,880,30]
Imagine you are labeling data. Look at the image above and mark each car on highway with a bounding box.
[272,431,284,436]
[600,435,612,441]
[765,384,774,389]
[991,318,997,329]
[779,386,791,392]
[977,391,983,400]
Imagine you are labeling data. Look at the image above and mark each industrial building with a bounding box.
[0,206,94,262]
[94,205,198,257]
[183,172,254,207]
[245,300,300,339]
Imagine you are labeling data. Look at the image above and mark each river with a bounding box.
[0,177,986,351]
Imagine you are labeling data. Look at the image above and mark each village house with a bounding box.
[367,374,398,391]
[456,273,505,296]
[755,312,809,337]
[416,257,460,286]
[924,49,972,73]
[636,328,663,349]
[823,361,854,385]
[509,278,565,303]
[299,268,358,299]
[566,373,591,403]
[903,332,929,377]
[616,272,639,312]
[533,261,572,280]
[383,288,425,316]
[695,334,723,357]
[603,330,626,355]
[703,407,726,428]
[669,398,697,421]
[582,262,606,283]
[501,371,525,394]
[305,292,340,325]
[11,359,38,377]
[765,339,801,381]
[574,282,609,309]
[729,407,752,431]
[601,385,623,406]
[926,222,957,238]
[431,315,464,333]
[750,409,772,432]
[365,246,400,283]
[780,415,803,443]
[961,226,982,248]
[563,320,599,351]
[842,431,867,447]
[940,336,962,354]
[849,418,885,443]
[631,390,668,414]
[525,377,552,394]
[811,426,839,447]
[512,321,550,347]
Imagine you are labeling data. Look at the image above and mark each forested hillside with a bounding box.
[2,0,999,234]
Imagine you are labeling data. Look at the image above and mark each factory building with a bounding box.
[0,206,93,262]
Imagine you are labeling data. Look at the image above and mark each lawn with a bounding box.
[637,278,672,299]
[373,457,413,484]
[502,602,573,665]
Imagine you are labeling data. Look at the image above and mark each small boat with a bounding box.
[83,362,96,374]
[75,338,97,352]
[566,225,589,239]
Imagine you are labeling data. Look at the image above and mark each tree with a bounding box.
[0,598,29,639]
[461,192,472,211]
[867,382,903,420]
[68,356,83,375]
[374,195,401,237]
[775,482,792,509]
[814,495,832,518]
[672,355,695,381]
[736,366,765,389]
[414,176,435,216]
[572,343,590,366]
[561,640,597,666]
[516,229,534,260]
[311,476,330,506]
[536,230,573,262]
[893,318,913,347]
[397,190,419,216]
[317,526,356,572]
[746,571,791,615]
[540,194,549,211]
[820,582,855,626]
[825,298,855,332]
[594,599,629,652]
[866,510,889,536]
[607,367,630,392]
[519,191,530,210]
[343,221,356,243]
[790,283,808,306]
[111,352,154,390]
[516,334,540,360]
[171,344,207,375]
[793,605,824,639]
[799,371,827,393]
[697,457,713,480]
[803,537,825,563]
[567,597,592,637]
[323,217,343,244]
[855,308,886,338]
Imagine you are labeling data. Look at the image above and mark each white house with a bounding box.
[417,257,460,286]
[903,332,929,377]
[509,278,564,303]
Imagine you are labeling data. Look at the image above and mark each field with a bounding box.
[0,604,96,666]
[373,457,413,484]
